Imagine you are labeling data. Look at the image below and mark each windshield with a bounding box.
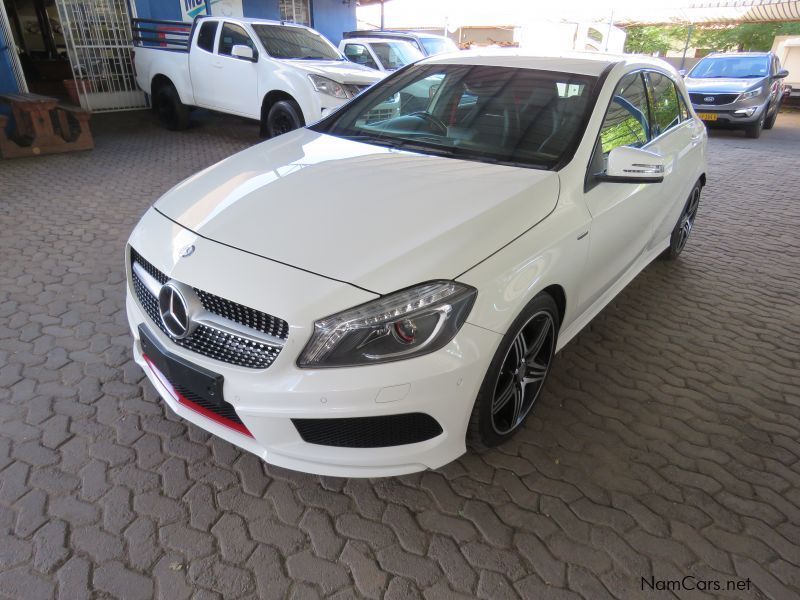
[420,37,458,55]
[312,64,597,170]
[689,56,769,79]
[370,41,423,70]
[253,24,342,60]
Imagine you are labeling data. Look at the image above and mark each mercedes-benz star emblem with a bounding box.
[158,282,193,339]
[180,244,195,258]
[704,96,715,103]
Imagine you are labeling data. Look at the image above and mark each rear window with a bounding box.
[196,21,218,53]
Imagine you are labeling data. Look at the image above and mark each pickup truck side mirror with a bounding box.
[231,45,256,62]
[775,68,789,79]
[596,146,665,184]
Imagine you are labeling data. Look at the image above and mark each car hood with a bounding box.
[685,77,767,93]
[155,129,559,293]
[283,59,384,85]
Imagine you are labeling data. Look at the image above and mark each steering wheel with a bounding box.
[408,111,448,135]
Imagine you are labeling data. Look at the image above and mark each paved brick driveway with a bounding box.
[1,109,798,600]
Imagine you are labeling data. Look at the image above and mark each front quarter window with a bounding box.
[312,64,597,170]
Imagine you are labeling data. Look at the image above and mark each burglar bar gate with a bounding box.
[0,1,27,93]
[55,0,146,112]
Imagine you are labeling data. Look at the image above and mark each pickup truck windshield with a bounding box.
[313,64,597,170]
[689,56,770,79]
[252,24,342,60]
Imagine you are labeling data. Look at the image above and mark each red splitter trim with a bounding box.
[143,354,253,438]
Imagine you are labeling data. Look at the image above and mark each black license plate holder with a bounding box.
[139,325,224,407]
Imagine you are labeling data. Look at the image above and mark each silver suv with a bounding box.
[684,52,789,138]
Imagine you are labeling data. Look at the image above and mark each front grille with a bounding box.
[292,413,443,448]
[130,249,288,369]
[689,92,739,106]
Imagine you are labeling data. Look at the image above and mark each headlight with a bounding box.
[308,75,348,99]
[297,281,477,368]
[739,86,763,101]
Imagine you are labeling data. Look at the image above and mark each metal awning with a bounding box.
[609,1,800,26]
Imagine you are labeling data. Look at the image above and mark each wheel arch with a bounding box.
[261,90,306,126]
[540,284,566,329]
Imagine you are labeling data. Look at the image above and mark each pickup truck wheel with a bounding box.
[155,83,190,131]
[265,100,303,138]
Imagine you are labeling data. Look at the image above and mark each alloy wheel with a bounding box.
[675,186,700,253]
[491,311,556,435]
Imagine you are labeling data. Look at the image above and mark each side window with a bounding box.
[196,21,218,53]
[598,72,650,155]
[218,23,256,57]
[647,72,681,137]
[343,44,378,69]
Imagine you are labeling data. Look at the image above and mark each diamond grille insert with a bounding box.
[130,248,288,369]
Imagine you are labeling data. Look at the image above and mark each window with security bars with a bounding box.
[280,0,311,26]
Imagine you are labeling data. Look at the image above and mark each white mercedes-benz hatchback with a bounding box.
[126,51,707,477]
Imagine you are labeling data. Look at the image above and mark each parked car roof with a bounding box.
[420,49,677,77]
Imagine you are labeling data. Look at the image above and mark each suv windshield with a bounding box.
[253,24,342,60]
[420,37,458,55]
[313,64,597,170]
[370,41,422,70]
[689,55,770,79]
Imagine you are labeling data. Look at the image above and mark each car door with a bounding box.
[645,71,705,246]
[212,21,260,118]
[580,71,664,311]
[189,19,221,108]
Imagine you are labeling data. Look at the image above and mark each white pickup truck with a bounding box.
[131,16,384,136]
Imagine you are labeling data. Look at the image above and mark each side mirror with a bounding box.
[597,146,666,184]
[775,68,789,79]
[678,69,687,77]
[231,44,256,61]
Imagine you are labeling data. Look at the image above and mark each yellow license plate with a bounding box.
[697,113,718,121]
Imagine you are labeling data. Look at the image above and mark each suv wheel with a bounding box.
[745,111,765,138]
[764,100,781,130]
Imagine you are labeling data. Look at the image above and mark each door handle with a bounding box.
[212,61,223,68]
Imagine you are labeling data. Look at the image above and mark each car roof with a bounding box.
[341,37,418,47]
[420,49,675,77]
[202,16,311,28]
[705,51,771,57]
[345,30,448,40]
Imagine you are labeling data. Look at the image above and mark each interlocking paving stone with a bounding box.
[1,109,799,598]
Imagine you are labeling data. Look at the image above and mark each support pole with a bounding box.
[380,0,385,30]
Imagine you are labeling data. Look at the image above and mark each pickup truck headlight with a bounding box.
[308,74,348,99]
[297,281,477,368]
[739,86,763,101]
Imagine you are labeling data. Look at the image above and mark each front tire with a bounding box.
[154,83,190,131]
[264,100,303,138]
[764,100,780,130]
[468,293,559,450]
[663,181,702,260]
[744,111,765,138]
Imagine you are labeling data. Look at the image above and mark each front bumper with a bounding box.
[126,210,500,477]
[691,97,769,125]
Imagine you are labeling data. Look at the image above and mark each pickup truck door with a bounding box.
[189,19,222,109]
[210,21,260,118]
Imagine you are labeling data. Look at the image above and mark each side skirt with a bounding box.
[555,238,670,352]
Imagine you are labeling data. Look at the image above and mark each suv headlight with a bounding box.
[308,74,348,99]
[739,86,763,101]
[297,281,477,368]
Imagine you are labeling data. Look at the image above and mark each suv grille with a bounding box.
[292,413,443,448]
[130,249,288,369]
[689,92,739,106]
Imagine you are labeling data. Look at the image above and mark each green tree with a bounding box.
[694,22,800,52]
